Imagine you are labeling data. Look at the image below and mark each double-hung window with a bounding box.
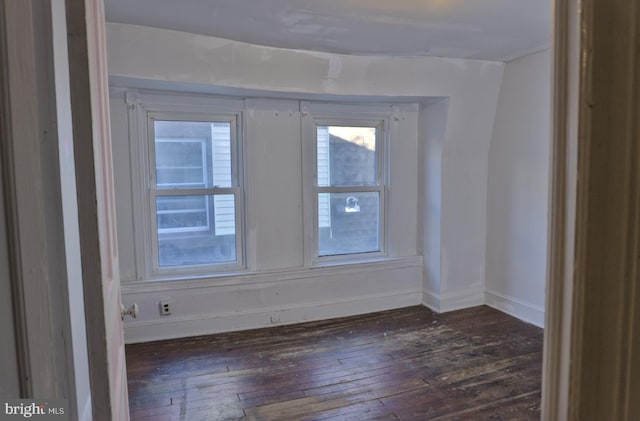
[147,113,243,272]
[306,111,387,262]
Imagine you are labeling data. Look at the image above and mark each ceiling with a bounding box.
[104,0,551,61]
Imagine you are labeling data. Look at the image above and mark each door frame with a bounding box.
[542,0,640,419]
[0,0,128,420]
[0,0,92,417]
[66,0,130,419]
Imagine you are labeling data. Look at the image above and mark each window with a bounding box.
[308,116,386,262]
[147,115,243,271]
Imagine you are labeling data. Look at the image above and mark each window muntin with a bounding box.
[314,123,385,259]
[149,116,241,271]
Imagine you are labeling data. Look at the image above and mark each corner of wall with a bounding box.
[485,290,545,328]
[422,287,440,312]
[422,284,485,314]
[484,49,551,328]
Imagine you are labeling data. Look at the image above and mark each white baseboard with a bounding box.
[125,290,422,343]
[422,285,484,313]
[422,289,441,312]
[484,290,545,328]
[424,287,544,327]
[125,287,544,343]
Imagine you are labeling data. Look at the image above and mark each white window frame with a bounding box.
[302,102,390,266]
[126,91,245,279]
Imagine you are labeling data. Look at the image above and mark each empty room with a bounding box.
[1,0,565,419]
[5,0,640,419]
[103,0,552,419]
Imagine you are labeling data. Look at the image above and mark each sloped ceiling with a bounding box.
[104,0,550,61]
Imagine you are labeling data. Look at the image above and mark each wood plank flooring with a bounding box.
[126,306,543,420]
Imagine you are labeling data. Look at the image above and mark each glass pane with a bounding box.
[154,120,232,189]
[318,192,379,256]
[156,194,236,267]
[317,125,377,187]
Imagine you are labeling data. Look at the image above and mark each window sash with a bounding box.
[309,117,387,263]
[152,193,239,268]
[149,116,239,189]
[312,119,385,188]
[147,113,244,274]
[316,190,384,257]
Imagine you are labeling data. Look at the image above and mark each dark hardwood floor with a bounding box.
[126,306,543,420]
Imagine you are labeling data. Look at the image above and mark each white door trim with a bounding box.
[541,0,579,417]
[543,0,640,419]
[0,2,95,419]
[66,0,130,419]
[0,0,69,400]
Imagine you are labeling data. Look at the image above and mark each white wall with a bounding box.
[106,23,504,342]
[106,23,503,100]
[419,100,447,307]
[485,49,551,327]
[110,91,424,343]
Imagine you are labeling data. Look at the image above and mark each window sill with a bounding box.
[121,255,423,293]
[311,254,392,269]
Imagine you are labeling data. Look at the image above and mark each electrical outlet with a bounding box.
[159,299,174,316]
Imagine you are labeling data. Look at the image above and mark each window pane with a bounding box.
[318,192,379,256]
[156,194,236,267]
[317,125,377,187]
[157,195,209,232]
[154,120,232,189]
